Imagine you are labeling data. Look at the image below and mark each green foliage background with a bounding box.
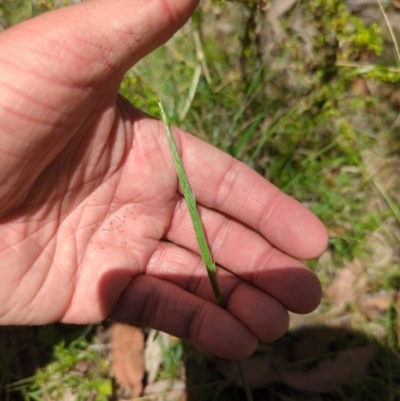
[0,0,31,26]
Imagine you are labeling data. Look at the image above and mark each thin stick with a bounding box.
[158,100,254,401]
[377,0,400,66]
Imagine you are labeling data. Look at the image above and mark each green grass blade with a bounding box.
[232,111,265,157]
[158,99,225,308]
[158,100,254,401]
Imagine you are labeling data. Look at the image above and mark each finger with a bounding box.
[163,198,322,312]
[162,124,328,260]
[227,283,289,342]
[109,275,258,360]
[147,242,290,343]
[147,240,321,315]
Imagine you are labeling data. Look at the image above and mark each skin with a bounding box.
[0,0,328,359]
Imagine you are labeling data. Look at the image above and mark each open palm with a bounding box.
[0,0,327,359]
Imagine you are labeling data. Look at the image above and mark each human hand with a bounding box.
[0,0,327,359]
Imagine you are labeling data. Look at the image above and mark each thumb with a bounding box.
[0,0,198,215]
[1,0,199,84]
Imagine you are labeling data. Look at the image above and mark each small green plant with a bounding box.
[157,334,184,379]
[7,327,112,401]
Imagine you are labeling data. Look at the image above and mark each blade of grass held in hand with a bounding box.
[157,100,254,401]
[157,100,224,308]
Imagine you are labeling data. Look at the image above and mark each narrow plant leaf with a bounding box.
[158,100,254,401]
[158,100,224,308]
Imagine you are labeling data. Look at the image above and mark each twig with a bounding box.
[376,0,400,66]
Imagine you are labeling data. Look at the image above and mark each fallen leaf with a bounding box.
[358,292,393,321]
[110,323,144,397]
[325,259,367,304]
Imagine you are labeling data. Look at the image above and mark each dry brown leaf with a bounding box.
[325,259,367,304]
[110,323,145,397]
[358,292,393,321]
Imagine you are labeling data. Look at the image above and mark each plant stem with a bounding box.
[158,99,253,401]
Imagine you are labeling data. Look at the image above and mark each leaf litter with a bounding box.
[110,325,187,400]
[110,323,145,398]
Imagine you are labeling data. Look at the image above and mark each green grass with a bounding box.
[1,325,112,401]
[0,0,31,26]
[8,337,112,401]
